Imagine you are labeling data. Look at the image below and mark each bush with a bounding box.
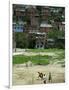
[14,32,29,48]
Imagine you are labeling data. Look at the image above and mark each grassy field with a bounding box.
[13,49,65,65]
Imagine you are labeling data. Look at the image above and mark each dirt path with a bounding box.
[12,64,65,85]
[13,52,56,56]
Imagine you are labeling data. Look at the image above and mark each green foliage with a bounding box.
[14,32,29,48]
[47,28,65,39]
[28,34,36,48]
[14,33,37,49]
[49,7,65,22]
[22,16,31,25]
[55,37,65,49]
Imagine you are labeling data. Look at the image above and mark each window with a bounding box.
[40,44,43,48]
[14,26,16,29]
[37,45,39,48]
[17,26,19,29]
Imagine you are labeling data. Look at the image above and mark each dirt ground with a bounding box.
[13,52,56,56]
[12,63,65,85]
[12,50,65,85]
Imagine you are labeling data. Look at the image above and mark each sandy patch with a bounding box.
[12,64,65,85]
[13,52,56,56]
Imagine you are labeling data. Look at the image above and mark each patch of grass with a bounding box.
[33,59,49,65]
[13,55,51,65]
[53,52,65,62]
[13,48,65,65]
[57,52,65,59]
[27,48,64,53]
[57,61,65,64]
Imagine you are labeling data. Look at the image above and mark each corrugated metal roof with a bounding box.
[47,39,54,42]
[13,21,26,25]
[62,22,65,25]
[29,31,46,35]
[40,22,52,28]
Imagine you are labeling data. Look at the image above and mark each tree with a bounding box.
[49,7,65,30]
[15,32,29,48]
[47,28,65,39]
